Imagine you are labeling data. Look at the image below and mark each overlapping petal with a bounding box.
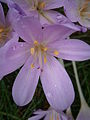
[76,105,90,120]
[42,0,63,10]
[41,56,74,111]
[0,41,29,79]
[63,0,79,22]
[40,10,81,31]
[12,57,40,106]
[12,16,43,43]
[50,39,90,61]
[43,25,75,44]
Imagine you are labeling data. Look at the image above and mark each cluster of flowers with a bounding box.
[0,0,90,120]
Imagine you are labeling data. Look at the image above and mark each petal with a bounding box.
[0,41,30,78]
[52,39,90,61]
[28,114,45,120]
[0,3,5,25]
[43,0,63,10]
[40,10,81,31]
[76,105,90,120]
[41,56,75,111]
[63,0,79,22]
[12,57,40,106]
[11,11,42,43]
[43,25,75,44]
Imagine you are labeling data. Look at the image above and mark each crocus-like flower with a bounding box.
[0,17,90,111]
[4,0,84,32]
[63,0,90,28]
[28,108,70,120]
[0,3,15,47]
[0,2,18,79]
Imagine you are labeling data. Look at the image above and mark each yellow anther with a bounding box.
[31,63,35,69]
[30,47,35,55]
[0,28,3,33]
[54,50,59,56]
[34,40,39,45]
[39,2,45,9]
[44,55,47,64]
[43,47,48,51]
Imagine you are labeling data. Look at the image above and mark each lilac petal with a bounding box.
[63,0,79,22]
[41,56,75,111]
[12,57,40,106]
[43,0,63,10]
[51,39,90,61]
[11,0,33,15]
[40,10,81,31]
[0,41,30,78]
[11,11,42,43]
[28,114,45,120]
[76,105,90,120]
[43,25,75,44]
[0,3,5,25]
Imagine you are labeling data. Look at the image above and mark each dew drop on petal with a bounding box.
[56,15,63,23]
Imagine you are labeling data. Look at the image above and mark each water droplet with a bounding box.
[56,15,63,20]
[56,15,63,22]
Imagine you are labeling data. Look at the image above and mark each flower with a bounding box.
[63,0,90,28]
[0,2,19,80]
[0,17,90,111]
[5,0,83,31]
[28,107,70,120]
[0,3,14,47]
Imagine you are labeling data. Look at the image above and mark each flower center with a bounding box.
[30,40,59,70]
[30,40,48,69]
[0,26,10,47]
[79,0,90,19]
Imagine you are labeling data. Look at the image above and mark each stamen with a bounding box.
[43,47,48,51]
[54,50,59,56]
[44,55,47,64]
[39,2,45,9]
[79,0,89,16]
[31,63,35,69]
[34,40,39,45]
[0,28,4,33]
[30,47,35,55]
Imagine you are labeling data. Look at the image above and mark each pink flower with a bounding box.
[0,17,90,111]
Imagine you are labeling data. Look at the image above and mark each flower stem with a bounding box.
[72,61,87,106]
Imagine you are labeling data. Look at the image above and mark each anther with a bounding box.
[39,2,45,9]
[31,63,35,69]
[43,47,48,51]
[34,40,39,45]
[54,50,59,56]
[44,56,47,64]
[30,47,35,55]
[0,28,3,33]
